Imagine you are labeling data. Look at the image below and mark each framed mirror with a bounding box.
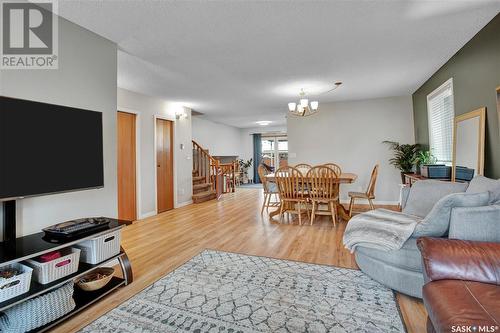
[452,107,486,182]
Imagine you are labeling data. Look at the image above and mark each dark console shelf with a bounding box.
[0,217,133,332]
[30,276,126,333]
[0,251,126,311]
[0,219,124,266]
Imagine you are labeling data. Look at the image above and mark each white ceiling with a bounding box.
[58,1,500,128]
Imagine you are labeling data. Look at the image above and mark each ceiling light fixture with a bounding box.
[256,121,272,126]
[288,82,342,117]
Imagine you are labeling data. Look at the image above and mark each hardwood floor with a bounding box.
[53,188,426,333]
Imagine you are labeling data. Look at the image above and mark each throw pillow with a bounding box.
[466,175,500,205]
[403,180,468,218]
[412,191,490,237]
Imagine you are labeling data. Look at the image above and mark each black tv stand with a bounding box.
[0,217,133,332]
[2,200,17,242]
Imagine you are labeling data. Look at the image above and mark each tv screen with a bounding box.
[0,96,104,200]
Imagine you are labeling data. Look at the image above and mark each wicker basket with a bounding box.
[0,263,33,303]
[0,282,75,332]
[76,267,114,291]
[74,230,121,264]
[26,248,81,285]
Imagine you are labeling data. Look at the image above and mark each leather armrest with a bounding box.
[417,237,500,285]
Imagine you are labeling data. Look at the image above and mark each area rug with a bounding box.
[81,250,406,333]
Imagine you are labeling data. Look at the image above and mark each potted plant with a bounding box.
[383,141,420,183]
[413,150,437,175]
[238,158,253,184]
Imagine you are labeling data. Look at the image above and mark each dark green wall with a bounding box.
[412,13,500,178]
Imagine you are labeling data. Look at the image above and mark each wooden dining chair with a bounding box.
[294,163,312,174]
[307,166,340,226]
[274,166,309,225]
[258,164,280,214]
[323,163,342,176]
[348,164,379,217]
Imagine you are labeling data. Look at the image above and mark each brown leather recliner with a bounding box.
[417,237,500,333]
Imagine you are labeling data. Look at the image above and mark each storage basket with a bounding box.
[0,282,75,333]
[0,263,33,303]
[26,248,80,285]
[74,229,121,264]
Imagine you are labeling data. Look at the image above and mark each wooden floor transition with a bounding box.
[53,188,427,333]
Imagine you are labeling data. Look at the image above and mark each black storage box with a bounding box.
[455,166,475,181]
[420,164,451,179]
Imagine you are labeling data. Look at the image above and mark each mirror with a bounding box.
[452,107,486,181]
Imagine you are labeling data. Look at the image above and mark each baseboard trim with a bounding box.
[175,200,193,208]
[139,211,157,219]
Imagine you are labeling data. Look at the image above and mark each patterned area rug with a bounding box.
[82,250,406,333]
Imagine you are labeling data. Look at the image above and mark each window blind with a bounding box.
[427,79,454,164]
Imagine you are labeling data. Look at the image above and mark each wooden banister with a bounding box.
[192,140,237,199]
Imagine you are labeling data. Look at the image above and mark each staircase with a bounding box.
[192,140,237,203]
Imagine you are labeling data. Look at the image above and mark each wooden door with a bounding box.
[156,118,174,213]
[117,111,137,221]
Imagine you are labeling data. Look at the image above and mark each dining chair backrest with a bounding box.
[294,163,312,174]
[307,166,339,201]
[323,163,342,176]
[366,164,379,197]
[275,166,304,200]
[258,164,270,192]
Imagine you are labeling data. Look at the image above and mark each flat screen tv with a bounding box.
[0,96,104,200]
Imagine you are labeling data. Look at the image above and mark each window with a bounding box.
[427,78,454,164]
[261,136,288,169]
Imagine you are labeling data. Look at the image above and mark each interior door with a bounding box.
[156,118,174,213]
[117,111,137,221]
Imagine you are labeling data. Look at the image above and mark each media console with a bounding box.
[0,217,133,332]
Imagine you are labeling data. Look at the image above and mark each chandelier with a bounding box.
[287,82,342,117]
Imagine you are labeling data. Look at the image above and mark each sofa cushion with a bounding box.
[355,237,421,272]
[403,180,468,218]
[412,191,490,237]
[466,175,500,204]
[423,280,500,333]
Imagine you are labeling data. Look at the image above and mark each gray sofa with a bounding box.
[354,176,500,298]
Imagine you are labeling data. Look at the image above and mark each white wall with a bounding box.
[192,116,242,156]
[0,17,118,236]
[117,88,193,217]
[288,96,414,204]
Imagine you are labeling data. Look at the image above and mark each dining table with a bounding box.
[265,172,358,222]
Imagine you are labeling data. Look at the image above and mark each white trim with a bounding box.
[117,107,142,221]
[139,211,157,219]
[153,114,177,214]
[175,200,193,208]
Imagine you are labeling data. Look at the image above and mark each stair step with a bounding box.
[193,176,206,185]
[193,183,211,194]
[192,190,217,203]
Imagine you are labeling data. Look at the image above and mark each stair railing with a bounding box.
[192,140,223,199]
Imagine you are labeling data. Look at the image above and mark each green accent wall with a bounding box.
[412,13,500,179]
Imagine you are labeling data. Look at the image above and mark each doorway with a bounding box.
[117,111,137,221]
[261,135,288,169]
[156,118,174,213]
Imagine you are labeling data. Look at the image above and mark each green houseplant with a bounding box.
[413,150,437,175]
[383,141,420,183]
[238,158,253,183]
